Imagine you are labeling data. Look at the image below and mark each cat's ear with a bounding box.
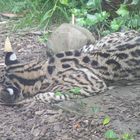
[4,37,19,66]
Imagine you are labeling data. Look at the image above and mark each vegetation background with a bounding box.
[0,0,140,36]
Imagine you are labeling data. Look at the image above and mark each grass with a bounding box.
[0,0,70,30]
[0,0,140,34]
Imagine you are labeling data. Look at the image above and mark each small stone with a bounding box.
[35,110,44,115]
[31,128,41,137]
[53,124,62,132]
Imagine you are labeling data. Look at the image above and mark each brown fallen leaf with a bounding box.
[73,122,81,129]
[4,37,13,52]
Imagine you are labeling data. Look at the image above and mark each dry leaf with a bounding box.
[73,122,81,129]
[4,37,13,52]
[0,13,23,18]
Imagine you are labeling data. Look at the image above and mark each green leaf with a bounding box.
[91,106,100,113]
[59,0,68,5]
[70,87,81,94]
[111,18,124,31]
[116,4,129,17]
[122,133,134,140]
[103,116,111,125]
[87,0,102,9]
[76,18,86,26]
[72,8,87,17]
[86,11,109,26]
[105,130,118,139]
[55,92,63,96]
[111,20,120,31]
[86,14,98,25]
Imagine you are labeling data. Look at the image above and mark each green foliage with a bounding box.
[0,0,140,33]
[91,105,100,113]
[101,116,135,140]
[105,130,118,140]
[104,129,135,140]
[0,0,70,29]
[69,87,81,94]
[121,133,134,140]
[71,0,140,35]
[55,91,63,96]
[103,116,111,125]
[116,4,129,17]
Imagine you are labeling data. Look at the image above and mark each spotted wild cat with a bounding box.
[0,34,140,105]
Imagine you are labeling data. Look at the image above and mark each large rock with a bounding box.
[47,23,95,53]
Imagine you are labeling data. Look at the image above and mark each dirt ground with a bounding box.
[0,20,140,140]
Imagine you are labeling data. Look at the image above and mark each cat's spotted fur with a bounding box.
[0,32,140,105]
